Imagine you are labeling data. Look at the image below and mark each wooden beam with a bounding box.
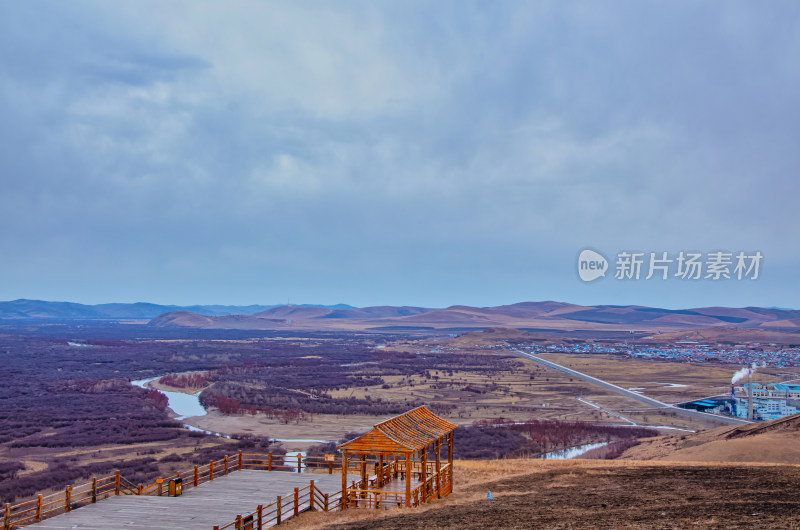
[378,454,384,487]
[405,452,411,508]
[435,439,441,499]
[448,432,454,490]
[341,451,348,509]
[420,448,427,502]
[360,454,367,492]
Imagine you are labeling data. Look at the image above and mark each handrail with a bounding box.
[3,452,337,528]
[214,480,340,530]
[3,451,449,529]
[213,458,454,528]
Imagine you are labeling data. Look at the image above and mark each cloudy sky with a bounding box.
[1,1,798,309]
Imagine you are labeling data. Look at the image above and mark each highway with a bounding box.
[508,347,750,426]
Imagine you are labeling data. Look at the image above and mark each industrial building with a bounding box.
[733,383,800,421]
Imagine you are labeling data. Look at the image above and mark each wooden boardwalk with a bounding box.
[30,471,343,530]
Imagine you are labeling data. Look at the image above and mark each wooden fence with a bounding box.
[3,453,453,529]
[213,459,454,529]
[2,452,343,529]
[213,479,344,530]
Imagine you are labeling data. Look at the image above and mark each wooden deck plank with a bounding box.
[30,470,342,529]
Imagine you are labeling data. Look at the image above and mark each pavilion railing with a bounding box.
[213,479,349,529]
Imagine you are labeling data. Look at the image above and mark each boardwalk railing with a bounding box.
[214,459,455,529]
[2,452,344,529]
[213,480,342,530]
[3,453,453,529]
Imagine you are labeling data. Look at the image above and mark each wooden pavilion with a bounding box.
[337,406,457,509]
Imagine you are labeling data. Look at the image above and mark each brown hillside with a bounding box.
[148,311,214,327]
[146,302,800,338]
[287,459,800,529]
[641,326,800,345]
[620,413,800,464]
[762,318,800,329]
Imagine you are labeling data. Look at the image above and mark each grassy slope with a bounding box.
[285,415,800,528]
[620,412,800,464]
[286,459,800,529]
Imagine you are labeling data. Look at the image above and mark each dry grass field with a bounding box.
[538,352,800,403]
[187,343,765,442]
[621,413,800,464]
[284,458,800,529]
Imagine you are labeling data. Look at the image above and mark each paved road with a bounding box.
[508,348,750,426]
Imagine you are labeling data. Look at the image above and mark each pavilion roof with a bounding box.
[338,406,457,454]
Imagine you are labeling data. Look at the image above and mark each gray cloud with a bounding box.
[1,1,798,308]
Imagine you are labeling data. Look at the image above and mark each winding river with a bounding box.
[131,375,332,448]
[538,442,610,460]
[131,376,207,420]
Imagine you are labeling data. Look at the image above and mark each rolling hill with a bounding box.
[145,301,800,339]
[0,299,353,320]
[619,413,800,464]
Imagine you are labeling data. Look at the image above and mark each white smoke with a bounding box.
[731,367,750,384]
[731,362,767,384]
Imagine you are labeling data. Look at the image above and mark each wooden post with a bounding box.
[238,450,243,470]
[234,514,242,529]
[268,452,272,471]
[209,461,214,481]
[65,485,72,512]
[293,487,299,515]
[36,494,42,521]
[256,504,263,529]
[448,432,454,488]
[276,496,281,524]
[297,453,302,473]
[405,452,411,508]
[91,477,97,503]
[4,503,10,530]
[435,439,442,499]
[328,460,333,474]
[420,448,427,502]
[341,451,348,509]
[114,471,120,495]
[157,478,163,496]
[324,493,329,512]
[194,465,199,486]
[309,480,315,510]
[225,456,229,475]
[137,484,143,495]
[378,455,384,487]
[360,454,367,492]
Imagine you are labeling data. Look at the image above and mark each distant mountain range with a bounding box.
[5,299,800,342]
[0,299,354,319]
[146,301,800,341]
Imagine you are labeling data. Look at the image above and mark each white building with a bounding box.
[735,383,799,420]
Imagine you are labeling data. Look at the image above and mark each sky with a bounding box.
[1,1,799,309]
